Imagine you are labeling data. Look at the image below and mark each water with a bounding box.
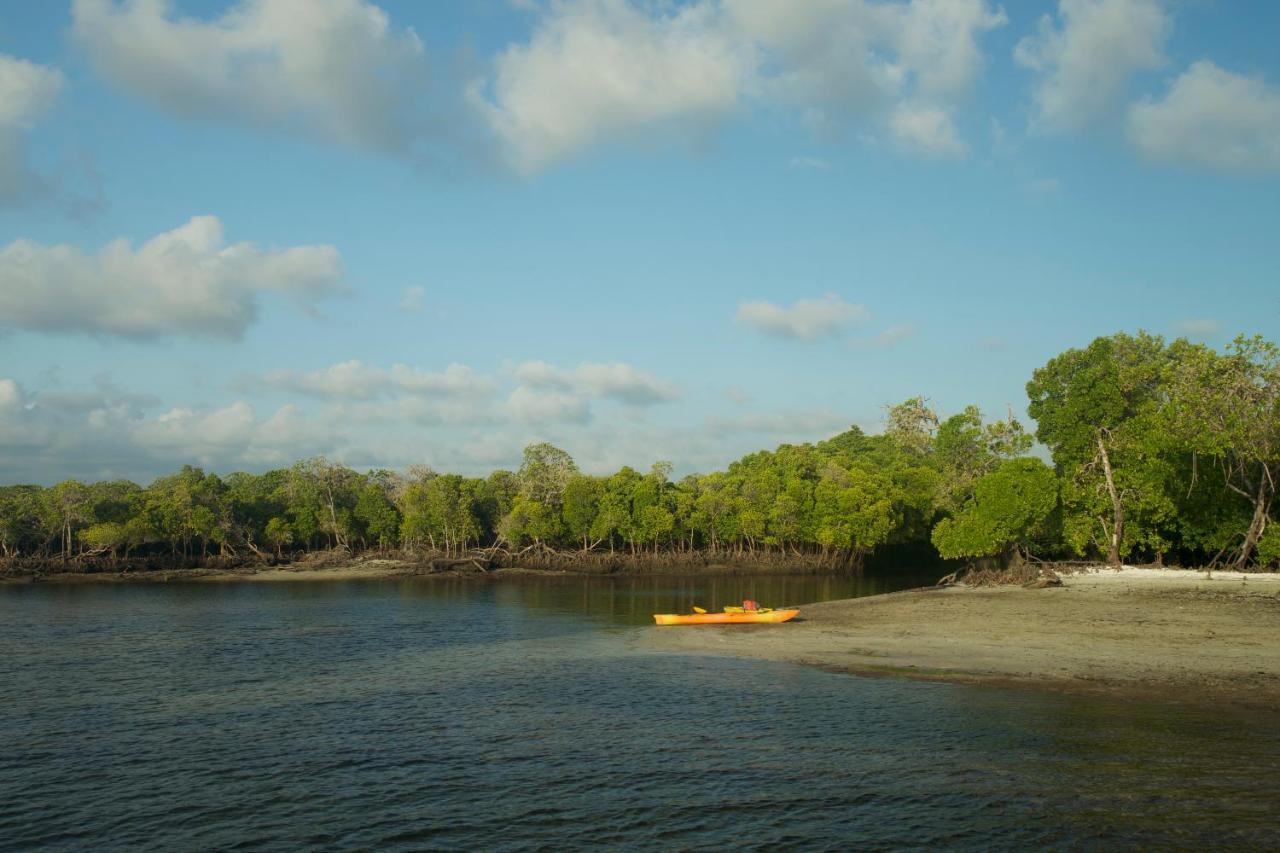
[2,572,1277,850]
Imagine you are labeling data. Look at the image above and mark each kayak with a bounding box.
[653,609,799,626]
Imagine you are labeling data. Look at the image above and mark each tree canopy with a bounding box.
[3,332,1277,571]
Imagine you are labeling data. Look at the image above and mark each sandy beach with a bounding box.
[641,568,1280,707]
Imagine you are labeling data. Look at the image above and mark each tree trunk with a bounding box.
[1235,476,1272,569]
[1097,432,1124,568]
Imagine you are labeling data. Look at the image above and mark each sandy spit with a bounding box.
[639,568,1280,708]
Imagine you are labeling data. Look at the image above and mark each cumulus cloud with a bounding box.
[0,216,343,339]
[0,377,338,482]
[0,369,869,484]
[479,0,1005,170]
[255,358,677,429]
[71,0,462,157]
[1014,0,1170,132]
[71,0,1006,171]
[0,52,64,205]
[260,361,491,400]
[502,360,680,423]
[1127,61,1280,175]
[506,385,591,424]
[132,402,310,467]
[736,294,868,341]
[513,360,680,405]
[888,103,966,158]
[729,0,1004,132]
[1013,0,1167,131]
[480,0,747,173]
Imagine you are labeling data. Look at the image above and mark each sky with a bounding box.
[1,0,1278,485]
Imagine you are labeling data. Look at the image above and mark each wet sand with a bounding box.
[641,568,1280,707]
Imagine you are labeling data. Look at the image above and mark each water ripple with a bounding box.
[2,576,1278,851]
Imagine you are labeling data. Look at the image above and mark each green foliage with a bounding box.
[1257,527,1280,568]
[3,333,1277,569]
[932,458,1057,559]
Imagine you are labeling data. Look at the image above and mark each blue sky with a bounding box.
[1,0,1278,484]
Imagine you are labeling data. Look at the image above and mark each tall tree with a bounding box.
[1168,335,1280,567]
[1027,333,1168,566]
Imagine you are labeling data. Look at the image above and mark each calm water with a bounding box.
[2,571,1278,851]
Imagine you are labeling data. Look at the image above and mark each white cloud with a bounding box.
[513,360,680,404]
[506,385,591,424]
[889,103,966,158]
[0,373,868,484]
[480,0,1005,171]
[1128,61,1280,175]
[0,378,341,482]
[261,361,492,400]
[133,402,309,467]
[727,0,1004,132]
[72,0,1008,172]
[736,294,868,341]
[1014,0,1169,132]
[0,216,343,339]
[479,0,747,173]
[1174,318,1221,337]
[399,285,426,312]
[71,0,447,156]
[0,52,64,204]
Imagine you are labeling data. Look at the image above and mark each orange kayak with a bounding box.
[653,609,799,626]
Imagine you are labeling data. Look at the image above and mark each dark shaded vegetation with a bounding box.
[3,333,1278,577]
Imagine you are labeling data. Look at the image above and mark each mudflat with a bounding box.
[641,568,1280,708]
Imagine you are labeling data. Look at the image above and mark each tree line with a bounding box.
[2,332,1277,571]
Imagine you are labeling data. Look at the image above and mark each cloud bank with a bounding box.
[75,0,1008,171]
[0,216,344,339]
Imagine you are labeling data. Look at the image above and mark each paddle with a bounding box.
[692,606,707,614]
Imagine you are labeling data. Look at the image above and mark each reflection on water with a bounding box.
[1,572,1276,850]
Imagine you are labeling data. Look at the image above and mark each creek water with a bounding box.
[2,571,1277,850]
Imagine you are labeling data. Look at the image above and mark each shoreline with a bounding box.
[639,567,1280,709]
[0,560,582,585]
[0,557,883,585]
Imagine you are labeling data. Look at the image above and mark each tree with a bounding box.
[1027,333,1168,566]
[354,482,399,550]
[635,504,674,553]
[812,463,895,569]
[931,458,1058,561]
[1168,335,1280,567]
[934,405,1032,510]
[265,517,294,558]
[562,475,602,551]
[517,443,577,506]
[884,396,939,457]
[288,458,360,549]
[45,480,94,561]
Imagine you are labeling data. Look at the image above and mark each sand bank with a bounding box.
[641,568,1280,707]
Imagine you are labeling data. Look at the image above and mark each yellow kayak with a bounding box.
[653,609,799,626]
